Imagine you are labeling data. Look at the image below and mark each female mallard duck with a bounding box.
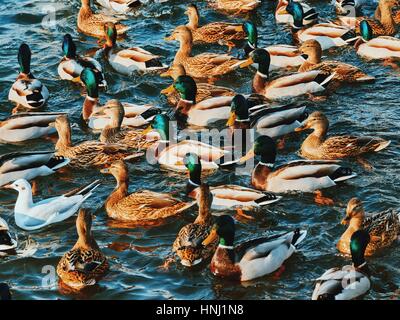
[355,20,400,59]
[94,99,160,148]
[207,0,260,15]
[337,198,400,256]
[202,215,307,281]
[8,44,49,112]
[58,34,106,88]
[165,26,240,79]
[185,153,280,210]
[0,216,17,254]
[103,22,167,75]
[143,114,229,171]
[226,94,308,138]
[276,0,318,25]
[57,209,108,289]
[312,230,370,300]
[80,68,160,129]
[160,64,235,106]
[77,0,129,38]
[100,160,195,223]
[95,0,140,14]
[295,111,391,163]
[173,183,217,267]
[0,112,66,143]
[0,151,69,187]
[287,2,357,50]
[298,39,375,82]
[239,49,336,101]
[51,115,143,168]
[239,136,357,204]
[184,4,245,50]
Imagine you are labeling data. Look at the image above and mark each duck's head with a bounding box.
[104,22,117,47]
[185,4,199,20]
[240,49,270,78]
[381,0,398,8]
[62,34,77,59]
[165,25,193,43]
[350,230,370,269]
[239,135,277,166]
[299,39,322,61]
[359,20,373,42]
[342,198,364,225]
[226,94,249,126]
[2,179,31,193]
[143,114,170,141]
[243,21,258,50]
[184,152,202,187]
[51,114,70,135]
[295,111,329,136]
[18,43,31,75]
[173,75,197,103]
[160,64,186,80]
[286,1,304,29]
[202,215,235,248]
[81,68,99,99]
[93,99,125,127]
[100,160,128,181]
[0,283,11,301]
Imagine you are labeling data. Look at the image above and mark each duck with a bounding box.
[51,115,143,168]
[143,114,229,171]
[95,0,140,14]
[184,4,245,50]
[0,151,70,187]
[312,230,371,300]
[93,100,160,148]
[58,34,106,88]
[355,20,400,59]
[207,0,261,15]
[287,2,357,50]
[3,179,100,231]
[103,22,167,75]
[77,0,129,38]
[295,111,391,163]
[226,94,308,138]
[160,64,235,106]
[275,0,318,25]
[239,49,336,101]
[239,136,357,204]
[57,209,108,289]
[202,215,307,281]
[184,153,281,210]
[0,112,66,143]
[298,39,375,83]
[0,284,11,300]
[0,216,17,254]
[173,183,218,267]
[8,43,49,112]
[337,198,400,256]
[165,26,240,79]
[80,68,160,129]
[100,160,195,223]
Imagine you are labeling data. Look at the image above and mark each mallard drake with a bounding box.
[337,198,400,256]
[80,68,160,129]
[8,44,49,111]
[312,230,370,300]
[143,114,229,171]
[100,160,195,223]
[77,0,129,38]
[184,4,245,50]
[226,94,308,138]
[239,49,336,101]
[202,215,307,281]
[165,26,240,79]
[0,216,17,254]
[276,0,318,25]
[3,179,100,231]
[355,20,400,59]
[295,111,391,161]
[0,151,69,187]
[298,39,375,83]
[185,153,280,210]
[103,23,167,75]
[0,112,66,143]
[239,136,357,197]
[95,0,140,14]
[57,209,108,289]
[58,34,106,88]
[51,115,143,168]
[287,2,357,50]
[173,183,217,266]
[160,64,235,106]
[207,0,260,15]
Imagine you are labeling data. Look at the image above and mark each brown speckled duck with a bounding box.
[207,0,260,15]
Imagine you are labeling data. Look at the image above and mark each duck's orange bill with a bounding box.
[239,57,254,68]
[161,84,175,94]
[164,34,175,41]
[142,125,153,135]
[233,25,244,32]
[294,122,310,132]
[160,69,172,78]
[226,112,236,127]
[239,148,255,164]
[202,228,218,246]
[341,217,350,225]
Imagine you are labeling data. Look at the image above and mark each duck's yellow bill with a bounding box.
[164,35,175,41]
[294,122,310,132]
[233,25,244,32]
[142,125,153,135]
[341,217,350,225]
[202,228,218,246]
[226,112,236,127]
[161,84,175,94]
[160,69,172,78]
[239,57,254,68]
[239,148,255,164]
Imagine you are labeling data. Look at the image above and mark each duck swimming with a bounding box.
[207,0,260,15]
